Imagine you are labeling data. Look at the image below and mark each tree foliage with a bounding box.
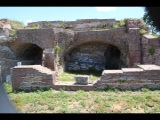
[143,7,160,34]
[143,9,158,34]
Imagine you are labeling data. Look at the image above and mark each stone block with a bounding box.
[137,64,160,71]
[122,68,144,75]
[102,70,123,75]
[75,75,90,85]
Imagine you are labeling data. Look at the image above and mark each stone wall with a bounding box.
[59,28,129,72]
[16,19,148,73]
[0,18,156,85]
[65,42,122,71]
[0,58,34,82]
[94,64,160,90]
[0,45,16,59]
[27,19,118,31]
[65,42,108,71]
[11,65,57,91]
[141,35,160,65]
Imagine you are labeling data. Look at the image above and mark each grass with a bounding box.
[3,82,160,113]
[58,70,102,82]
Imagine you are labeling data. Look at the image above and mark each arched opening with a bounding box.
[16,43,43,65]
[104,45,121,69]
[64,42,121,72]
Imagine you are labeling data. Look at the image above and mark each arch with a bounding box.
[15,42,43,65]
[63,41,126,71]
[104,45,121,69]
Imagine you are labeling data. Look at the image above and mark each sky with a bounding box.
[0,7,146,26]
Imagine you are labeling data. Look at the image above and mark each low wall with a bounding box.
[0,58,34,82]
[11,65,57,91]
[142,35,160,65]
[94,64,160,90]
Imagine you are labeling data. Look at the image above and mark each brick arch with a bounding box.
[58,28,130,72]
[15,42,44,65]
[63,41,128,71]
[64,40,127,57]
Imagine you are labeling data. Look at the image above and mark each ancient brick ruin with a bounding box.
[0,18,160,91]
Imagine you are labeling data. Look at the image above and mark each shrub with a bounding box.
[152,33,160,37]
[3,82,12,93]
[96,22,108,28]
[54,45,60,53]
[112,23,120,28]
[59,22,67,28]
[46,21,52,27]
[123,18,131,22]
[119,19,126,26]
[31,25,39,29]
[92,28,96,30]
[65,25,73,29]
[139,29,147,34]
[8,20,24,30]
[148,48,155,55]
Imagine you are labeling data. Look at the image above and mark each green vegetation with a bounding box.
[3,82,160,113]
[31,25,39,29]
[112,19,127,28]
[148,48,155,55]
[91,22,110,30]
[151,33,160,37]
[7,20,25,37]
[59,22,67,28]
[92,28,97,30]
[10,30,17,37]
[46,21,52,27]
[96,22,108,28]
[112,23,120,28]
[54,45,60,53]
[139,29,147,35]
[143,9,158,34]
[59,70,102,82]
[119,19,126,26]
[65,25,73,29]
[8,20,24,30]
[59,22,73,29]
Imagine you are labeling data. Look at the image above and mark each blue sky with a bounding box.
[0,7,145,26]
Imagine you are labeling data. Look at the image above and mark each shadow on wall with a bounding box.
[15,43,43,65]
[64,42,121,72]
[104,45,121,70]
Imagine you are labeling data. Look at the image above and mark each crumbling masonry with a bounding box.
[0,18,160,91]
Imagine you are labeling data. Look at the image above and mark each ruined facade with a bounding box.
[0,18,160,91]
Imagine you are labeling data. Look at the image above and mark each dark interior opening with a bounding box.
[104,45,121,69]
[64,42,121,73]
[16,43,43,65]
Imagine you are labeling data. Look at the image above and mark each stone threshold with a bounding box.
[52,81,95,91]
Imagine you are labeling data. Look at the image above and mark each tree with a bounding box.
[143,8,158,34]
[143,7,160,34]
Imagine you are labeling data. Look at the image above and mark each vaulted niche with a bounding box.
[64,42,121,71]
[16,43,43,65]
[104,45,121,69]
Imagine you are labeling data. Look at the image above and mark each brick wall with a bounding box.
[94,64,160,90]
[142,35,160,65]
[11,65,57,91]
